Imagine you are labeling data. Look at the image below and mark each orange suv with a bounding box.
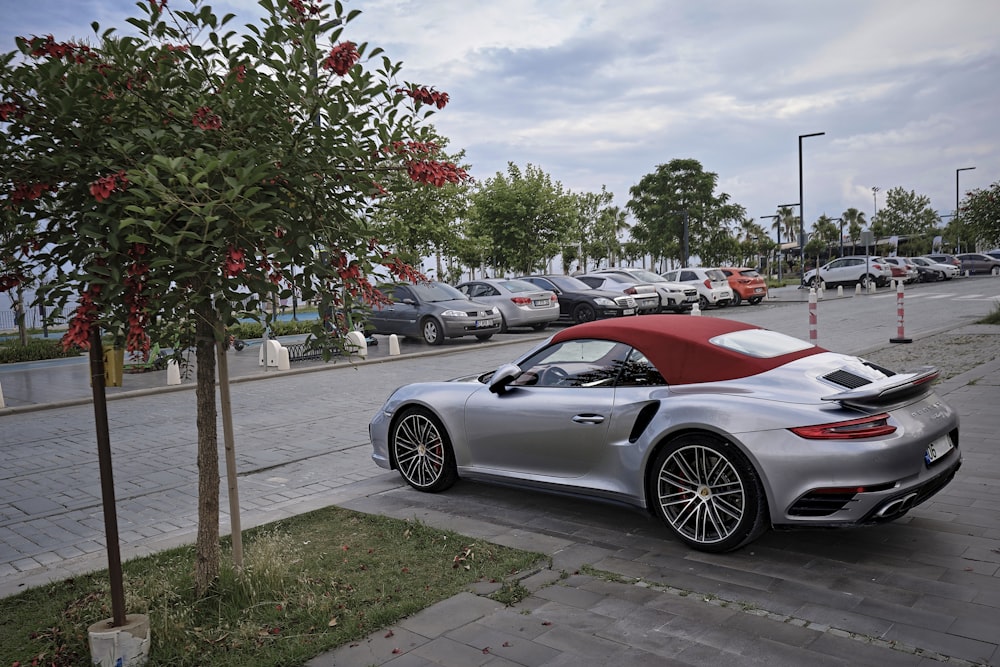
[719,267,768,306]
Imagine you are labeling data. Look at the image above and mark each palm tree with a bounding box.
[840,207,866,253]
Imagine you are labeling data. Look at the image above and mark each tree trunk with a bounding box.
[16,284,27,346]
[194,302,220,595]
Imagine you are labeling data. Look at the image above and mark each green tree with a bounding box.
[1,0,465,594]
[628,159,745,268]
[467,163,576,275]
[961,180,1000,249]
[563,186,614,273]
[840,207,866,252]
[877,187,939,250]
[368,132,472,275]
[586,204,629,269]
[809,214,839,266]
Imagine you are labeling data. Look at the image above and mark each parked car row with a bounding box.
[364,263,773,345]
[803,252,1000,289]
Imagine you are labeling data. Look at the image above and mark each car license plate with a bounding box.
[533,299,549,306]
[475,320,492,328]
[924,435,953,465]
[623,308,635,316]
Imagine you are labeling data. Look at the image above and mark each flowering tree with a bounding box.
[961,180,1000,249]
[1,0,468,594]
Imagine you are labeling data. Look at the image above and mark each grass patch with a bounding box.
[0,506,543,667]
[978,302,1000,325]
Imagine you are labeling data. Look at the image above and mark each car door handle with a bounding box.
[572,414,605,424]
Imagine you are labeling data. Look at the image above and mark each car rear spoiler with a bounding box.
[821,366,939,405]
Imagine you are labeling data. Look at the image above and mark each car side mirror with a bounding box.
[489,363,523,394]
[401,298,416,305]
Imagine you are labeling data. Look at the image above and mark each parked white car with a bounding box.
[911,256,958,281]
[801,256,892,289]
[660,267,733,309]
[590,267,698,313]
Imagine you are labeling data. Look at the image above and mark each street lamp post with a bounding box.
[798,132,825,281]
[956,167,975,253]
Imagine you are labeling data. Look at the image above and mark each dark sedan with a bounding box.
[367,281,502,345]
[519,275,638,324]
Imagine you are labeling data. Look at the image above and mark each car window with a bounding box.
[679,270,698,281]
[739,269,760,277]
[617,348,666,387]
[662,271,678,281]
[391,285,413,302]
[576,276,602,288]
[511,339,631,388]
[499,279,538,293]
[705,269,727,281]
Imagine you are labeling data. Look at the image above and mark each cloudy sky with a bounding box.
[3,0,999,242]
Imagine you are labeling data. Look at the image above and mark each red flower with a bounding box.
[192,106,222,130]
[224,245,246,277]
[11,181,53,204]
[322,42,360,76]
[62,286,101,350]
[406,160,468,187]
[88,170,128,203]
[397,86,449,109]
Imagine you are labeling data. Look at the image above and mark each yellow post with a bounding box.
[103,347,124,387]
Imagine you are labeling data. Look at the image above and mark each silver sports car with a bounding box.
[369,316,961,552]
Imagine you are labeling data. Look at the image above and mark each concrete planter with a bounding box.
[88,614,150,667]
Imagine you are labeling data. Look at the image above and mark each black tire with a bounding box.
[716,299,730,308]
[531,322,549,331]
[390,408,458,492]
[475,333,494,341]
[573,303,597,324]
[649,433,768,552]
[421,318,443,345]
[730,291,742,307]
[748,297,762,305]
[498,314,508,334]
[859,274,875,290]
[808,276,821,288]
[698,295,709,310]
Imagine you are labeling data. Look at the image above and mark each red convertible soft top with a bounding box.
[550,315,826,385]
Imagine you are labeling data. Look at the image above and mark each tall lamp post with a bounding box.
[956,167,975,253]
[798,132,825,281]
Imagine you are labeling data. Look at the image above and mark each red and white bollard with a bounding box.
[808,287,818,343]
[889,280,912,343]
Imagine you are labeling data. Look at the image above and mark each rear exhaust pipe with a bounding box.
[875,492,918,518]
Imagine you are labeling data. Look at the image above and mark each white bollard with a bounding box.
[808,287,818,342]
[388,334,400,355]
[0,378,5,408]
[259,339,280,367]
[345,330,368,358]
[855,283,861,296]
[837,285,843,297]
[690,302,701,316]
[166,359,181,385]
[277,345,290,370]
[965,270,970,277]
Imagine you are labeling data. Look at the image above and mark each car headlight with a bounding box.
[440,309,467,318]
[594,297,616,307]
[492,306,500,315]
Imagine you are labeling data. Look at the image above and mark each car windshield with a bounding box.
[621,268,665,283]
[410,281,466,302]
[499,279,541,293]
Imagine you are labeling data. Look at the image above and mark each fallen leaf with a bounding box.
[328,618,338,627]
[385,630,394,638]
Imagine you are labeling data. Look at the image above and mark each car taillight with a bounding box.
[624,287,637,295]
[703,278,712,289]
[789,413,897,440]
[511,297,532,305]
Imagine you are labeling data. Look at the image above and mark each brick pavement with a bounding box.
[1,314,999,665]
